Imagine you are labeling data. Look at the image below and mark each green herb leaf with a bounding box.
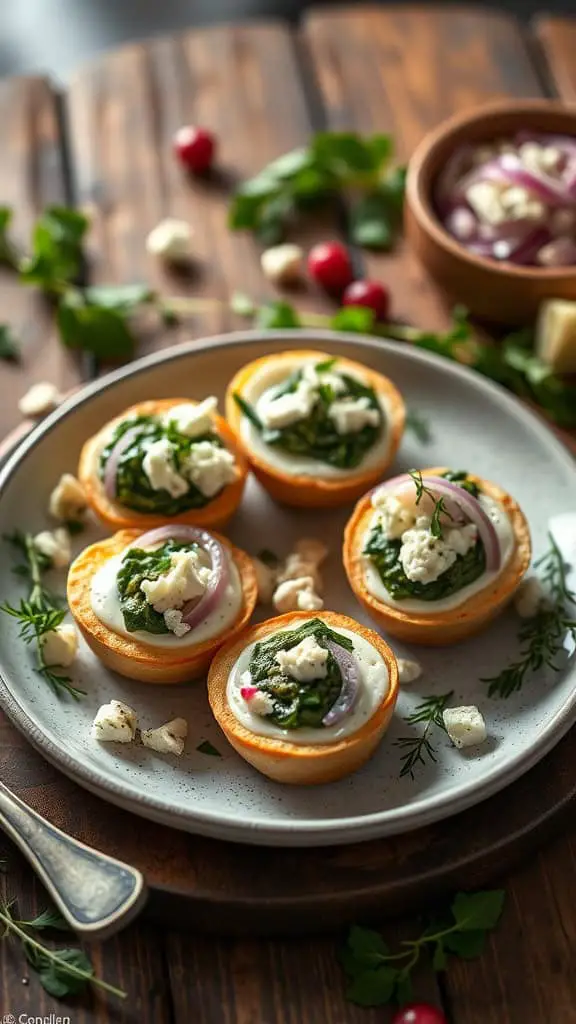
[197,740,222,757]
[20,206,88,292]
[330,306,376,334]
[0,324,20,362]
[346,966,398,1007]
[405,410,431,444]
[233,392,263,429]
[451,890,505,932]
[0,206,19,267]
[347,925,389,964]
[432,943,447,970]
[350,193,394,249]
[57,290,135,359]
[394,692,454,778]
[26,909,70,932]
[230,291,256,317]
[84,283,154,312]
[32,947,94,998]
[443,929,487,959]
[255,300,301,329]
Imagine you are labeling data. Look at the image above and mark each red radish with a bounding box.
[173,126,216,173]
[342,279,390,320]
[307,242,353,293]
[240,686,258,701]
[391,1004,447,1024]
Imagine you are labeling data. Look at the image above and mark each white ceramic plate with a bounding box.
[0,330,575,847]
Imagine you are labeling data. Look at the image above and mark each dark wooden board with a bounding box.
[535,16,576,100]
[0,76,86,439]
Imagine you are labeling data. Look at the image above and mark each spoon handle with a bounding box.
[0,780,147,940]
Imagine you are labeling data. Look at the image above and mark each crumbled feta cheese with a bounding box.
[253,557,277,604]
[443,523,478,557]
[49,474,87,522]
[184,440,236,498]
[142,438,189,498]
[141,550,210,613]
[275,635,329,683]
[443,706,487,749]
[260,243,304,285]
[372,493,416,540]
[91,700,138,743]
[146,218,193,262]
[294,537,329,566]
[242,685,275,716]
[397,658,422,685]
[141,717,188,755]
[540,145,562,172]
[328,396,380,435]
[164,397,218,438]
[163,608,192,637]
[18,382,62,418]
[500,185,531,212]
[33,528,71,569]
[41,624,78,667]
[278,552,322,592]
[301,362,346,395]
[514,577,545,619]
[272,576,324,613]
[518,141,562,178]
[259,379,317,429]
[399,519,478,585]
[465,181,507,226]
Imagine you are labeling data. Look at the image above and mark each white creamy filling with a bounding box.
[90,545,243,647]
[362,494,515,613]
[239,356,392,479]
[226,622,389,745]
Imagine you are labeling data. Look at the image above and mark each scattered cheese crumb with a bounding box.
[141,717,188,756]
[163,608,191,637]
[397,658,422,685]
[253,557,277,604]
[146,218,193,262]
[33,528,71,569]
[443,706,487,749]
[272,576,324,613]
[41,624,78,667]
[48,474,87,522]
[275,635,329,682]
[260,243,304,286]
[514,577,545,619]
[293,538,328,566]
[91,700,138,744]
[18,382,62,419]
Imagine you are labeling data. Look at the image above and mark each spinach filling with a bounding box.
[364,470,486,602]
[117,539,196,634]
[248,618,353,730]
[99,414,226,516]
[234,360,383,470]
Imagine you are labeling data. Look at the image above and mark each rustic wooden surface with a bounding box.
[0,6,576,1022]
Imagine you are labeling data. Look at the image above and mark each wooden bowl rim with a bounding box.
[406,98,576,282]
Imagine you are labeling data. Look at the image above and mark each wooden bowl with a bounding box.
[405,100,576,324]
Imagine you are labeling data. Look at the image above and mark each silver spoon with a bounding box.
[0,779,147,940]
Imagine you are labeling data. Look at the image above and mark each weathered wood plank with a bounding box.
[66,23,333,363]
[535,17,576,101]
[302,5,544,330]
[0,76,83,438]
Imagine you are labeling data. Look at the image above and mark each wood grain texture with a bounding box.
[0,76,84,439]
[535,17,576,100]
[302,5,544,330]
[66,23,334,365]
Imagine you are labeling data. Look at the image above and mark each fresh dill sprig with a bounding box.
[408,469,452,538]
[482,532,576,699]
[395,691,454,778]
[405,411,431,444]
[1,533,84,700]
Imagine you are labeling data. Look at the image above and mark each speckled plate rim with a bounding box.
[0,329,575,847]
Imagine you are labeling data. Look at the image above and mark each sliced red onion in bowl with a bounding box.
[322,639,361,727]
[134,525,229,631]
[103,425,143,500]
[372,474,501,572]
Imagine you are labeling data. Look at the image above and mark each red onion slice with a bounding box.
[103,425,143,500]
[134,525,229,631]
[373,474,501,572]
[322,639,361,727]
[372,475,465,524]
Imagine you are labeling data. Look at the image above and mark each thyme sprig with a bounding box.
[482,533,576,698]
[395,691,454,778]
[0,532,85,700]
[408,469,453,538]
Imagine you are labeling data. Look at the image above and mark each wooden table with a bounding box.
[0,6,575,1021]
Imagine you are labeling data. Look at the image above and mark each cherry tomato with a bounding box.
[391,1003,447,1024]
[342,279,390,320]
[307,241,354,293]
[173,126,216,173]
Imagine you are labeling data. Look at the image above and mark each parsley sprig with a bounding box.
[408,469,453,539]
[0,900,126,999]
[0,532,85,700]
[482,533,576,699]
[228,132,405,248]
[340,889,505,1007]
[395,692,454,779]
